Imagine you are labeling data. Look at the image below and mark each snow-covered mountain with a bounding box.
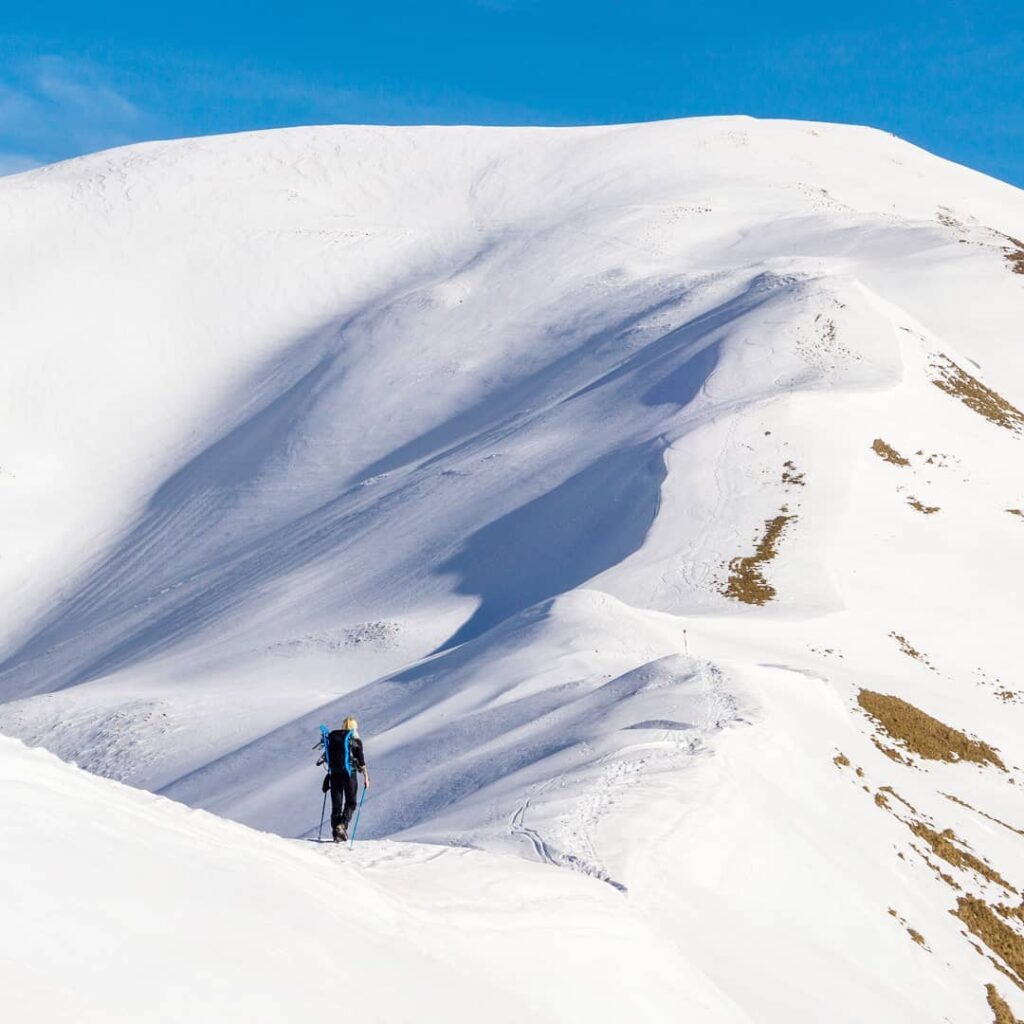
[2,117,1023,1023]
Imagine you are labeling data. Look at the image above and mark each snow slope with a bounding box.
[0,735,736,1023]
[2,117,1024,1022]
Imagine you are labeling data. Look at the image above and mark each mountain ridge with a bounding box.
[2,115,1023,1022]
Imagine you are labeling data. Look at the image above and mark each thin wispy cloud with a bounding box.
[0,47,556,176]
[0,54,150,174]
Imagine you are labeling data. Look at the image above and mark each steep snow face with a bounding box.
[2,117,1024,1023]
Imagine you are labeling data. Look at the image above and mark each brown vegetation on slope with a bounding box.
[907,496,941,514]
[956,897,1024,991]
[1003,236,1024,276]
[872,438,910,466]
[908,821,1016,893]
[857,690,1005,769]
[931,354,1024,434]
[722,512,796,605]
[839,745,1024,1018]
[782,460,805,485]
[888,908,928,948]
[889,632,936,671]
[986,984,1023,1024]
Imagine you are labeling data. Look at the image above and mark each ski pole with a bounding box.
[317,788,328,842]
[348,787,368,848]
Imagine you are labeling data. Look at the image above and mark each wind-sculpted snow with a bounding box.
[439,444,667,646]
[160,591,737,860]
[2,117,1024,1022]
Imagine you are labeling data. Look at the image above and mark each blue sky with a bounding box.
[2,1,1022,185]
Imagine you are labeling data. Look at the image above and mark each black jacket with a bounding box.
[327,729,366,775]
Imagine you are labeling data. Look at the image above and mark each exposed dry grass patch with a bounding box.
[908,821,1016,893]
[986,984,1023,1024]
[931,354,1024,434]
[924,854,962,890]
[833,752,850,769]
[722,512,796,605]
[976,670,1024,705]
[998,904,1024,925]
[873,736,913,765]
[782,460,806,486]
[888,908,929,948]
[809,646,845,660]
[1004,237,1024,276]
[872,438,910,466]
[889,632,936,671]
[879,786,917,813]
[936,208,963,229]
[907,496,941,515]
[858,690,1006,769]
[955,897,1024,990]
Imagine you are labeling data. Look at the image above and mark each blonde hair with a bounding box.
[343,716,358,733]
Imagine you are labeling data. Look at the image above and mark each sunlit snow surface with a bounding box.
[1,117,1023,1022]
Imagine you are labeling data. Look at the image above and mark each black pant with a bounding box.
[329,771,359,831]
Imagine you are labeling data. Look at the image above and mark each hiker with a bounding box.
[323,716,369,842]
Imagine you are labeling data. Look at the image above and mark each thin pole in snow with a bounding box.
[318,788,328,842]
[349,787,368,848]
